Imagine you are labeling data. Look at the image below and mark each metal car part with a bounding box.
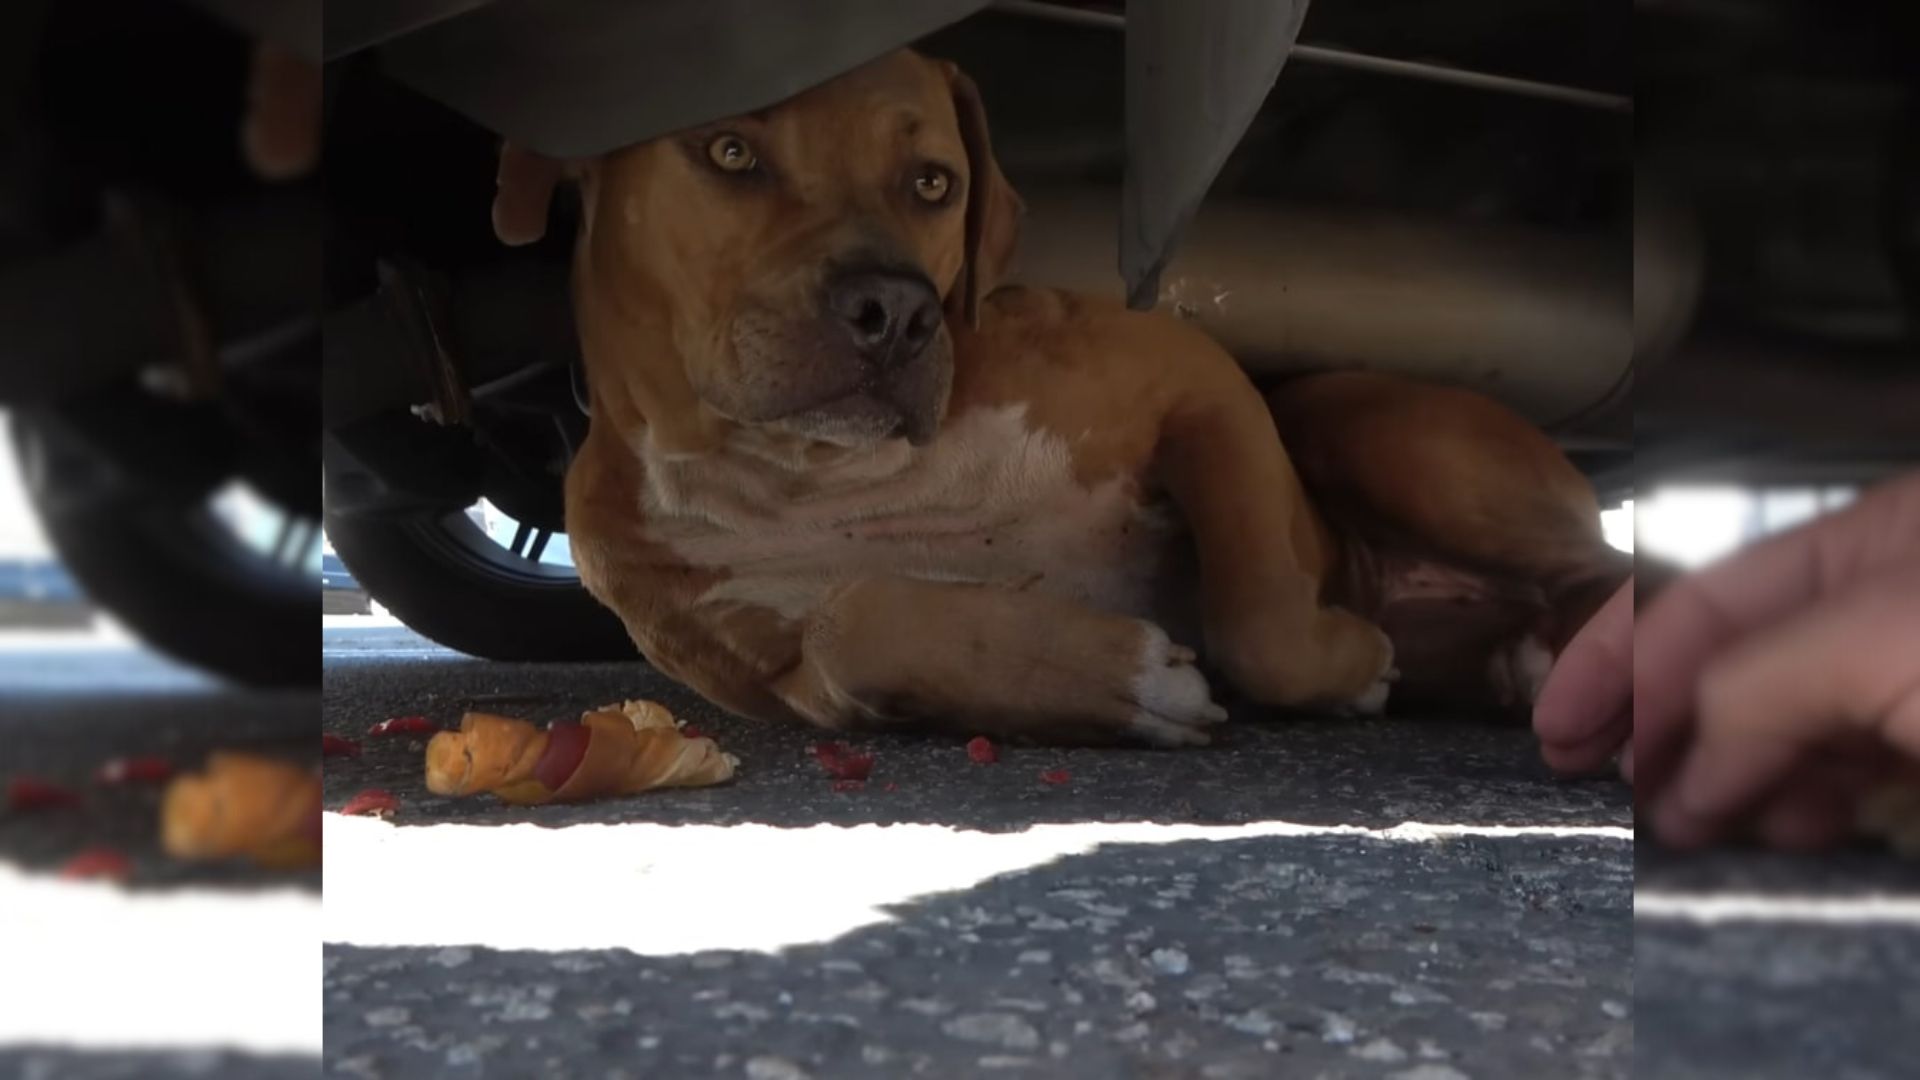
[1015,189,1631,433]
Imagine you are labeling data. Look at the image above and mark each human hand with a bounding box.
[241,40,320,181]
[1634,470,1920,849]
[1533,576,1633,780]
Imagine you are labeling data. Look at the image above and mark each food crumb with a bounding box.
[341,788,399,817]
[368,715,437,738]
[94,756,176,786]
[322,734,362,758]
[813,742,875,781]
[59,847,132,881]
[6,776,82,811]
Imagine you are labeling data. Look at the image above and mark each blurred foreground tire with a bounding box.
[6,408,317,686]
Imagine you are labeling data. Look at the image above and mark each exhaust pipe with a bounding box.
[1010,188,1640,434]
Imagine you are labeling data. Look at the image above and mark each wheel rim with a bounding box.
[403,499,584,591]
[209,480,324,582]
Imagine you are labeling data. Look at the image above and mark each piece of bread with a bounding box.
[161,753,321,868]
[424,700,735,805]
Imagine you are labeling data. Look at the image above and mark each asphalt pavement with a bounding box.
[321,622,1633,1079]
[1634,847,1920,1080]
[9,623,1914,1078]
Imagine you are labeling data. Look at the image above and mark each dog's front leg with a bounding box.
[1155,357,1395,713]
[769,577,1226,747]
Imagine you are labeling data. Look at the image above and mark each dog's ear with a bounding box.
[944,63,1024,328]
[492,142,573,247]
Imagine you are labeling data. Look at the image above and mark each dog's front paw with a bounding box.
[1324,617,1396,716]
[1347,664,1398,716]
[1124,626,1229,747]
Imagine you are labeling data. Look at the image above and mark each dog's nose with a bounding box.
[826,268,942,366]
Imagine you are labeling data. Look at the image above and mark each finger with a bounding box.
[1657,572,1920,846]
[1632,574,1738,807]
[1650,565,1920,847]
[1634,472,1920,804]
[1540,709,1629,776]
[1534,578,1632,747]
[241,41,321,181]
[1654,737,1886,849]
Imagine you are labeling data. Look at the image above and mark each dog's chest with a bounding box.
[638,405,1180,620]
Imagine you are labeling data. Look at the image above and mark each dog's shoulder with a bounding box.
[967,284,1232,365]
[973,284,1124,340]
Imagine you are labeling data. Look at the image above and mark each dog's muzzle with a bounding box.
[795,263,951,445]
[824,265,943,370]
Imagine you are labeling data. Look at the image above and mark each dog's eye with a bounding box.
[912,165,954,205]
[706,134,758,174]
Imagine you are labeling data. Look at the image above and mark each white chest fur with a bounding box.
[638,405,1180,621]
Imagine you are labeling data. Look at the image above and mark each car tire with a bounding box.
[7,409,319,687]
[322,480,635,663]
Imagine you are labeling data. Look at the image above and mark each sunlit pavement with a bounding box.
[321,623,1633,1079]
[0,625,319,1079]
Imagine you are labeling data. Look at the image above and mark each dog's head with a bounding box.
[497,51,1022,450]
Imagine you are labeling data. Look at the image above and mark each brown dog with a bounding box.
[493,50,1628,746]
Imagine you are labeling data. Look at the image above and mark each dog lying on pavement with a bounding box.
[492,50,1629,746]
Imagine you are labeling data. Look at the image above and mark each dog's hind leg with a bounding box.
[1265,372,1630,710]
